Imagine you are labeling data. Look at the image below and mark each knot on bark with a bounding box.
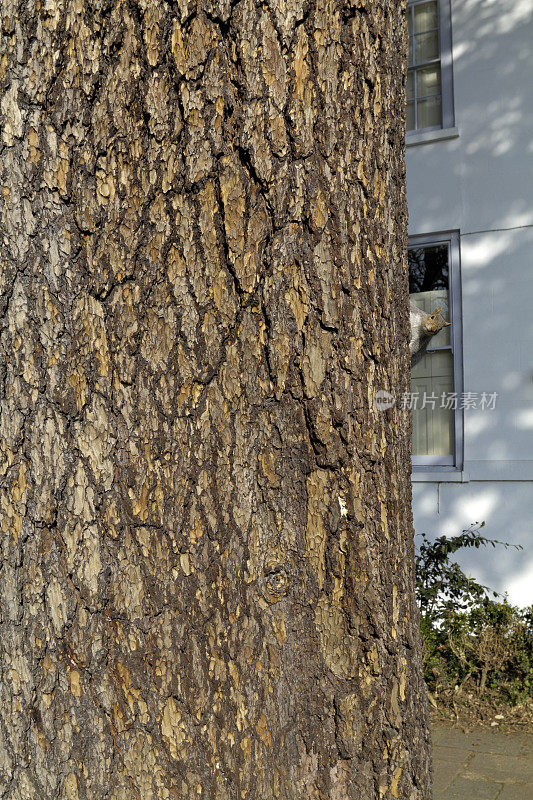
[261,559,290,604]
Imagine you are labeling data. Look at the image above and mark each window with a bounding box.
[409,232,462,468]
[406,0,454,133]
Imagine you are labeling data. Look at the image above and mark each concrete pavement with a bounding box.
[432,723,533,799]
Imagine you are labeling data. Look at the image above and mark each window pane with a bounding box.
[414,30,439,63]
[411,350,454,456]
[414,1,438,34]
[417,64,441,96]
[407,101,415,131]
[407,8,413,36]
[409,246,451,347]
[418,95,442,128]
[406,71,414,101]
[409,240,453,458]
[408,244,449,293]
[411,290,451,347]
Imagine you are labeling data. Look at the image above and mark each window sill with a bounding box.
[463,461,533,481]
[412,462,533,482]
[406,126,459,147]
[412,469,468,483]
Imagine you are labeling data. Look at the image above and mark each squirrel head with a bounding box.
[423,307,451,335]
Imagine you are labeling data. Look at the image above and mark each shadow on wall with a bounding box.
[453,0,533,168]
[409,0,533,234]
[413,481,533,608]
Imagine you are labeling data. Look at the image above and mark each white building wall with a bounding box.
[406,0,533,607]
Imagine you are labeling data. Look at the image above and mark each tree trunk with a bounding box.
[0,0,431,797]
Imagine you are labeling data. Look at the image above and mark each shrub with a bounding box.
[415,524,533,708]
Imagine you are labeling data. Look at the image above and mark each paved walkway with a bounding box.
[432,723,533,799]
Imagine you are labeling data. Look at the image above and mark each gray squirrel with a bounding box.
[409,302,451,367]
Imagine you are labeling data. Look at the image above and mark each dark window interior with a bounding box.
[408,244,449,293]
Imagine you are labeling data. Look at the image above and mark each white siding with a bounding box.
[406,0,533,606]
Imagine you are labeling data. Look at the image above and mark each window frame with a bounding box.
[409,230,463,471]
[406,0,455,135]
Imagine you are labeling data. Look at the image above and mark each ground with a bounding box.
[432,720,533,800]
[429,695,533,732]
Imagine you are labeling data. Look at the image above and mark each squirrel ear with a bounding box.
[433,306,442,314]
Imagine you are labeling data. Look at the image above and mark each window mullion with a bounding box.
[411,57,441,69]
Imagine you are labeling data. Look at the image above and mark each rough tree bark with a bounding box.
[0,0,431,797]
